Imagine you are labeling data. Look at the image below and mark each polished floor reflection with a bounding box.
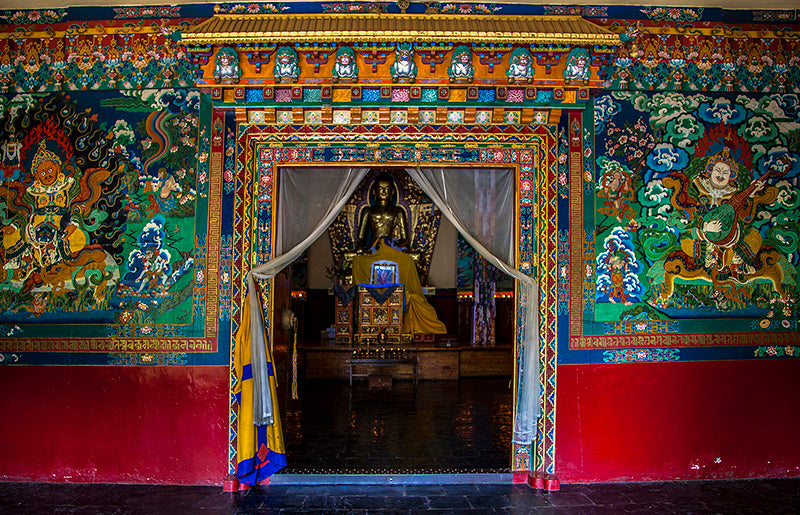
[281,378,512,474]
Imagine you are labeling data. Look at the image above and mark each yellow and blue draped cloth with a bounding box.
[233,290,287,485]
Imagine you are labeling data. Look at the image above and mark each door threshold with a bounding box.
[270,472,513,485]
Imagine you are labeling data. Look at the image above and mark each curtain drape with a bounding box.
[242,167,369,426]
[233,286,287,484]
[234,167,368,485]
[405,167,540,445]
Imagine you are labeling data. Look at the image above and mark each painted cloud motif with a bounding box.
[645,142,690,182]
[698,97,747,125]
[594,96,621,134]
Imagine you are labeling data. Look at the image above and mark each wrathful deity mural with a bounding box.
[592,91,799,325]
[0,90,200,332]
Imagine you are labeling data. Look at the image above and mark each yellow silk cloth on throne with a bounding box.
[352,242,446,335]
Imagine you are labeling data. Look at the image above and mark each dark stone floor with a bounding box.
[1,478,798,514]
[281,377,513,473]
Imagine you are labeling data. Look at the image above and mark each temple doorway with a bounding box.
[270,167,517,474]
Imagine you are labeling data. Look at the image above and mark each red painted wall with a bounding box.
[5,360,799,485]
[556,360,800,483]
[0,366,228,485]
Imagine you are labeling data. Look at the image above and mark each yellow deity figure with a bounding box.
[25,140,87,268]
[357,176,410,252]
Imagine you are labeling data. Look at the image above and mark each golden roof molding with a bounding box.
[180,13,620,46]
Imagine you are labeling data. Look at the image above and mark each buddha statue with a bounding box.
[350,174,447,336]
[357,176,409,252]
[328,170,441,286]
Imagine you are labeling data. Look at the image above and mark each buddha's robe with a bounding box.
[352,242,446,335]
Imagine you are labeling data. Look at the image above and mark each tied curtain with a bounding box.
[234,166,541,484]
[234,167,369,485]
[233,288,286,484]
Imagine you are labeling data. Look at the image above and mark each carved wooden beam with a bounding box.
[354,43,394,73]
[297,42,337,73]
[472,43,513,74]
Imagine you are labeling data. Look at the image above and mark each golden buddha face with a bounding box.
[373,179,395,203]
[35,159,61,186]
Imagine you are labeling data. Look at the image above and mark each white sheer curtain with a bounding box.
[406,166,540,445]
[247,167,368,426]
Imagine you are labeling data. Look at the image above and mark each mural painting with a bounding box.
[593,92,799,329]
[0,90,202,342]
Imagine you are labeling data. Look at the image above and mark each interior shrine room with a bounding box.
[0,0,799,498]
[269,166,521,473]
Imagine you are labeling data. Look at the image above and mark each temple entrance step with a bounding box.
[269,472,513,485]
